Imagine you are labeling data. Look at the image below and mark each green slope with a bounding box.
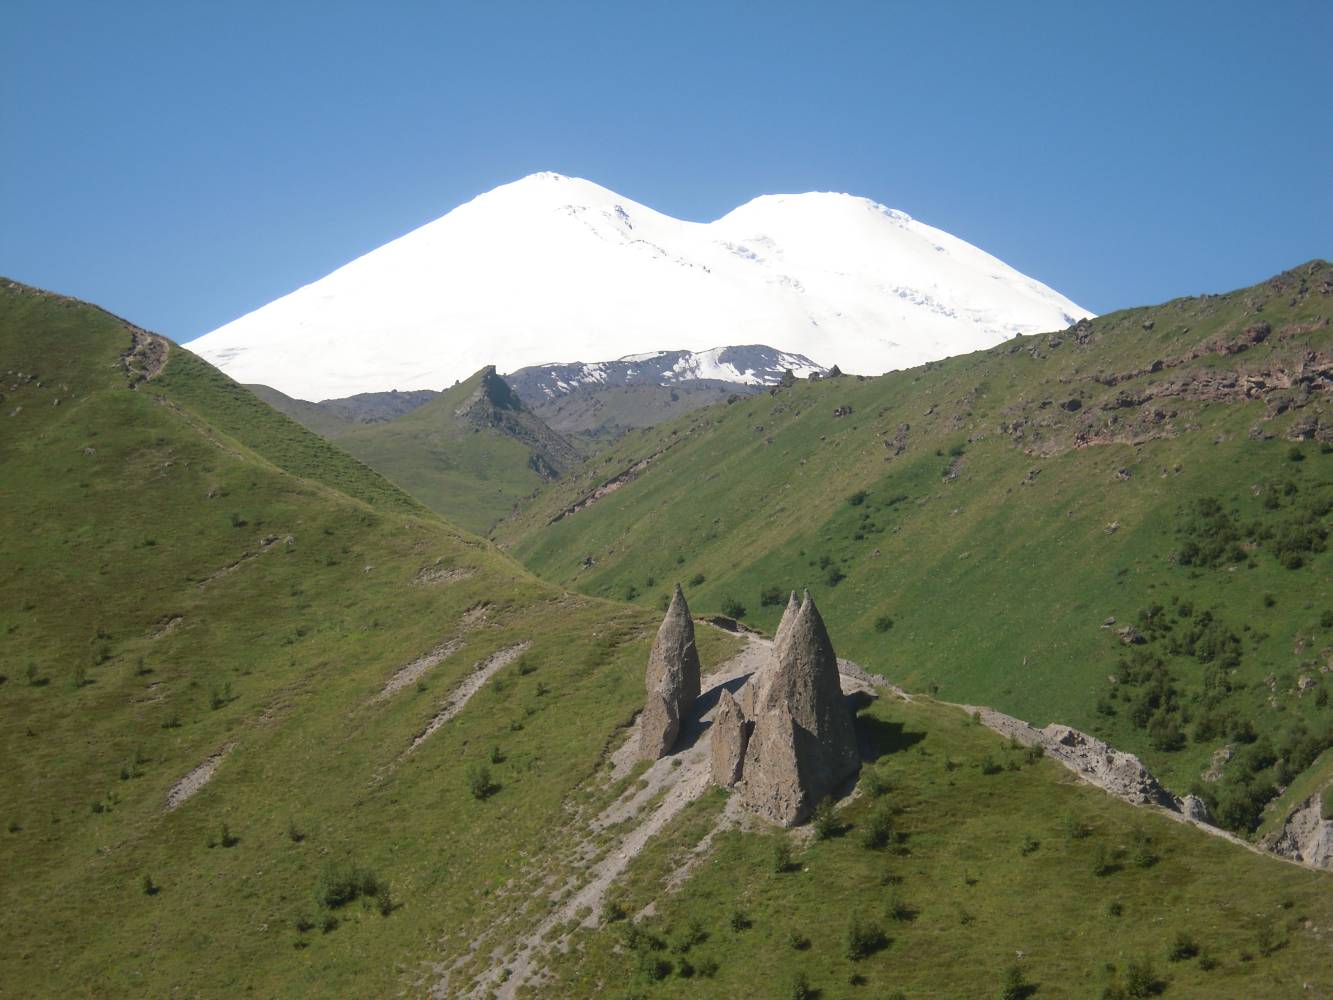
[1,278,1328,999]
[246,382,356,438]
[332,366,583,535]
[498,262,1333,830]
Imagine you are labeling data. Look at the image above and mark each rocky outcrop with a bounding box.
[638,585,702,760]
[739,592,860,826]
[1039,724,1178,809]
[1260,791,1332,870]
[709,688,748,787]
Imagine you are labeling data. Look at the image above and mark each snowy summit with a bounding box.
[191,172,1092,400]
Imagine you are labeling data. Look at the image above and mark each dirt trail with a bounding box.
[408,643,530,754]
[164,742,234,811]
[375,639,464,701]
[197,534,292,589]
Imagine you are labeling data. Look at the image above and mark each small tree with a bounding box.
[467,762,495,800]
[811,797,837,839]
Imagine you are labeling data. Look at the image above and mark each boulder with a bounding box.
[710,689,748,787]
[1178,793,1213,824]
[638,584,702,760]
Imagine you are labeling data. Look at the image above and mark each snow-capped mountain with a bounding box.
[191,172,1092,400]
[505,345,826,401]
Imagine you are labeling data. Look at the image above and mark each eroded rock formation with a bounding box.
[719,591,860,826]
[709,688,748,787]
[638,584,702,760]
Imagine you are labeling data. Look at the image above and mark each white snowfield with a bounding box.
[190,172,1092,400]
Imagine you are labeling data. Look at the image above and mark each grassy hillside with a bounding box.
[332,367,583,535]
[527,382,758,442]
[498,262,1333,830]
[1,278,1327,999]
[0,280,726,996]
[246,382,357,438]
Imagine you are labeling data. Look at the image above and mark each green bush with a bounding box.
[811,798,837,839]
[874,615,894,633]
[844,916,886,960]
[315,861,384,910]
[720,596,746,619]
[789,971,815,1000]
[689,573,705,587]
[859,801,894,850]
[467,762,496,800]
[760,586,784,607]
[999,964,1032,1000]
[1167,930,1198,961]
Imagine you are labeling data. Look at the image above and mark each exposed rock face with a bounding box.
[745,591,799,716]
[1039,724,1177,809]
[740,593,860,826]
[1179,793,1213,824]
[709,688,748,787]
[638,585,702,760]
[1260,791,1332,870]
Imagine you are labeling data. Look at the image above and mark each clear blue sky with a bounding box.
[3,0,1329,342]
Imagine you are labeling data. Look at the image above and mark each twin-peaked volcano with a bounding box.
[190,172,1091,400]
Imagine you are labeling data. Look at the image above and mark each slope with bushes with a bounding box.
[497,262,1333,831]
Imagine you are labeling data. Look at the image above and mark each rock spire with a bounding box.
[638,584,702,760]
[733,591,860,825]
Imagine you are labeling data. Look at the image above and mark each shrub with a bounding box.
[141,874,159,896]
[720,597,747,619]
[1019,833,1040,856]
[771,839,794,874]
[1167,930,1198,961]
[811,798,837,839]
[980,755,1003,775]
[859,802,894,850]
[1092,843,1117,876]
[467,762,496,800]
[602,899,627,923]
[861,768,890,797]
[874,615,894,633]
[787,930,810,950]
[218,823,239,848]
[689,573,705,587]
[1122,957,1161,997]
[489,744,505,764]
[634,951,670,980]
[375,883,395,916]
[999,964,1032,1000]
[287,818,306,843]
[294,911,314,933]
[845,917,886,960]
[825,566,846,587]
[848,490,867,506]
[729,909,751,931]
[1287,446,1305,462]
[315,861,384,909]
[789,971,815,1000]
[760,586,784,607]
